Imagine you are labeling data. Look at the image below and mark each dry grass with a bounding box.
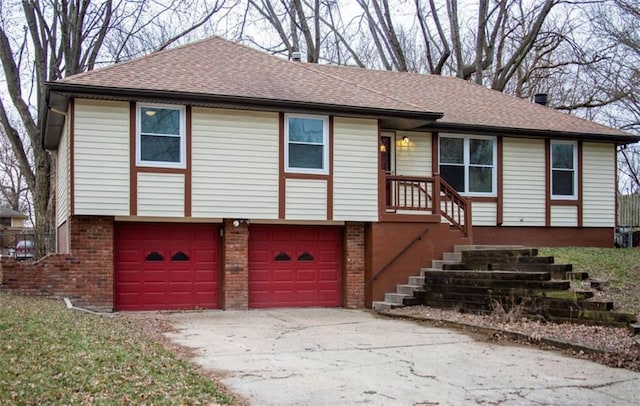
[539,247,640,316]
[0,292,233,405]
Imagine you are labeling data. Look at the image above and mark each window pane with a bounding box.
[289,117,324,143]
[141,107,180,135]
[470,139,493,165]
[552,144,574,169]
[469,166,493,193]
[440,165,465,192]
[141,135,181,162]
[440,137,464,164]
[552,170,574,196]
[289,144,323,169]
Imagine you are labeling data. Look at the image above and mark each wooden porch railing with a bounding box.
[384,174,472,238]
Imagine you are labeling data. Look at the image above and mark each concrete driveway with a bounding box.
[163,308,639,405]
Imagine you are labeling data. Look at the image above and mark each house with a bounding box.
[17,36,636,311]
[0,207,28,229]
[0,207,30,256]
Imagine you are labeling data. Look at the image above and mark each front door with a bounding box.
[380,133,395,209]
[380,133,395,174]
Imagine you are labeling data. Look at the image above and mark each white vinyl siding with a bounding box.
[333,117,379,221]
[191,108,279,219]
[56,112,70,227]
[472,201,497,226]
[395,131,432,176]
[583,142,616,227]
[74,99,130,215]
[502,138,546,226]
[10,218,25,228]
[550,205,578,227]
[286,178,327,220]
[137,173,184,217]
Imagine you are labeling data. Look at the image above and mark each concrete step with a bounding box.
[372,301,403,311]
[397,284,424,295]
[408,276,425,286]
[385,292,411,304]
[441,263,466,270]
[442,252,462,262]
[431,259,462,269]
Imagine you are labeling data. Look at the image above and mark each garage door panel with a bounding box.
[115,223,219,311]
[273,270,294,281]
[297,270,316,281]
[249,226,340,308]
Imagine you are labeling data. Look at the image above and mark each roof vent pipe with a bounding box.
[291,51,302,62]
[534,93,548,106]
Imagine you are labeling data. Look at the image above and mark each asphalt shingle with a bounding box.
[54,36,632,139]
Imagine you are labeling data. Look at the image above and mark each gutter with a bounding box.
[46,82,445,120]
[422,122,640,145]
[43,82,445,149]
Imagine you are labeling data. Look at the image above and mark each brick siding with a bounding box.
[222,219,249,310]
[344,222,365,308]
[0,216,113,310]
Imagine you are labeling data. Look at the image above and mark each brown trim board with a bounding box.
[327,116,334,221]
[278,112,285,219]
[129,101,137,216]
[431,132,439,175]
[615,144,619,227]
[577,140,583,227]
[278,112,333,221]
[130,102,190,217]
[545,139,550,226]
[69,98,75,216]
[185,106,192,217]
[497,136,503,226]
[546,139,583,227]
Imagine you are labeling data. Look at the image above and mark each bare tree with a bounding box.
[586,0,640,193]
[0,134,30,214]
[0,0,230,255]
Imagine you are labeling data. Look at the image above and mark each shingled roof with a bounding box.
[45,36,637,148]
[0,207,27,218]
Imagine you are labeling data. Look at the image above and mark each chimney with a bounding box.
[534,93,548,106]
[291,51,302,62]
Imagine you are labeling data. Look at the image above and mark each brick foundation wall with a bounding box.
[344,222,365,308]
[0,216,114,310]
[223,219,249,310]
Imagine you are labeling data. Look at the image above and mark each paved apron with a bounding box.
[162,308,639,406]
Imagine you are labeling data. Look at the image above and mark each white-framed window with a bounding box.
[285,114,329,174]
[550,140,578,199]
[439,134,496,196]
[136,103,186,168]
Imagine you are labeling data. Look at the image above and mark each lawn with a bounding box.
[539,247,640,315]
[0,292,233,405]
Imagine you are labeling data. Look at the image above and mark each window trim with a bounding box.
[438,134,497,197]
[550,140,578,200]
[284,113,329,175]
[136,103,186,169]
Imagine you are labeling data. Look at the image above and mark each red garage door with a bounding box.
[249,226,341,308]
[115,223,219,311]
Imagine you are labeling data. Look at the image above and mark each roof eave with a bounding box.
[43,82,445,148]
[423,122,640,144]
